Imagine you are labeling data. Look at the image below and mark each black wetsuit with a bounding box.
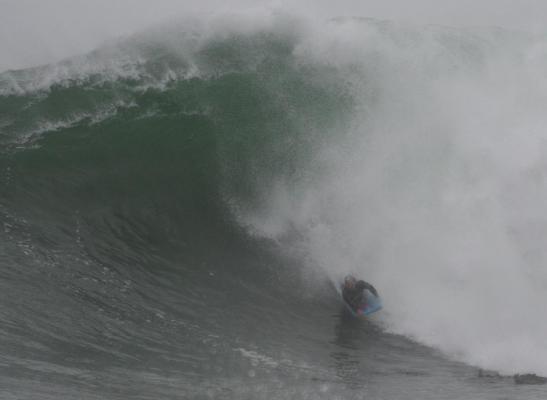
[342,280,379,310]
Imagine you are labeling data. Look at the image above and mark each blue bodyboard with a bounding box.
[342,288,383,316]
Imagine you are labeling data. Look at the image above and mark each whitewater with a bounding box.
[1,12,547,399]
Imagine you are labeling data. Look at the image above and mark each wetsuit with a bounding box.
[342,280,379,310]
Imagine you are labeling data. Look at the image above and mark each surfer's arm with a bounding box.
[362,282,379,297]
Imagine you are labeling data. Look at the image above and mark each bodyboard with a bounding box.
[341,288,383,316]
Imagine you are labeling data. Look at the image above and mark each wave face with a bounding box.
[2,14,547,398]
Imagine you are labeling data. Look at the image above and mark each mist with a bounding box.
[221,17,547,374]
[2,0,547,72]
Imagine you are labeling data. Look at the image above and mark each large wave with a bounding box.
[2,13,547,379]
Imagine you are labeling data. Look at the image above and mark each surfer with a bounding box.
[342,274,379,311]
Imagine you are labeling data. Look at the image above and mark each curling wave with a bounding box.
[2,15,547,398]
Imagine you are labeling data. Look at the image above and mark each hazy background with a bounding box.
[1,0,547,72]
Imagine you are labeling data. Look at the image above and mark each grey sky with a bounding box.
[1,0,547,72]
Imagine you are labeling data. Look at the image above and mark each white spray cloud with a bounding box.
[3,0,547,72]
[231,18,547,376]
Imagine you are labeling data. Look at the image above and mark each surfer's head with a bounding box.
[344,275,357,288]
